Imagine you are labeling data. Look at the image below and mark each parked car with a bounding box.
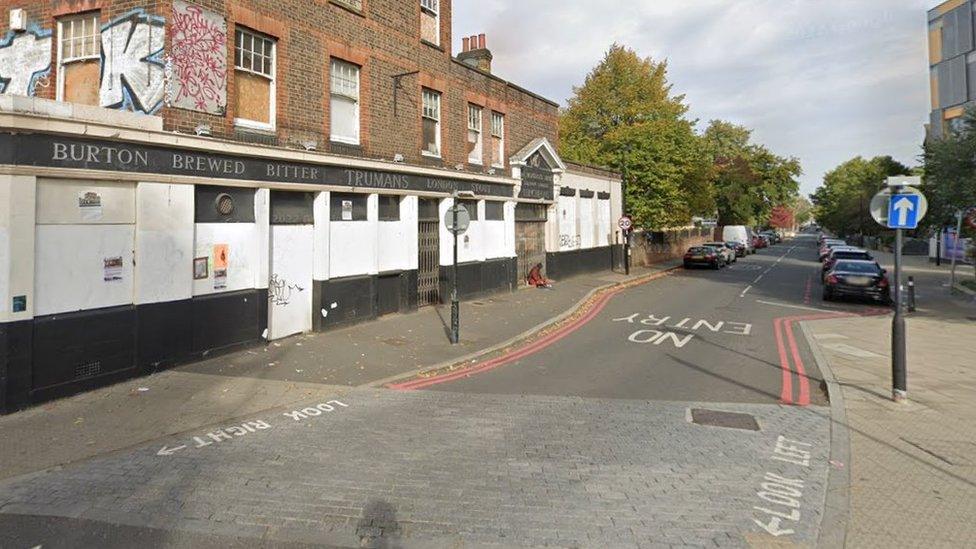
[752,235,768,249]
[704,242,736,265]
[722,225,755,255]
[823,260,891,304]
[726,241,747,258]
[760,231,782,244]
[818,239,848,261]
[684,246,722,269]
[822,249,874,278]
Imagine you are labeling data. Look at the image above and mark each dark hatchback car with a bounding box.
[823,260,891,304]
[683,246,722,269]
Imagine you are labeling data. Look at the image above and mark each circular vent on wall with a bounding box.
[214,193,235,216]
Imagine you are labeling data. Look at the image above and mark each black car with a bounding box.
[823,260,891,304]
[683,246,722,269]
[726,241,747,258]
[822,249,873,278]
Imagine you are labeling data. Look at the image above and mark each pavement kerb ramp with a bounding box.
[799,320,850,549]
[366,264,683,389]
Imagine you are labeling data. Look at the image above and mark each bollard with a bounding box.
[907,276,916,313]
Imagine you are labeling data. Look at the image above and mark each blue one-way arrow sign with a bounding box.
[888,194,921,229]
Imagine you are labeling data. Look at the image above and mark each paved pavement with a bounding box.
[0,388,832,548]
[803,249,976,548]
[0,264,675,481]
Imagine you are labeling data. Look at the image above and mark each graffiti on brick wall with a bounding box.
[100,9,166,114]
[0,27,52,96]
[167,1,227,114]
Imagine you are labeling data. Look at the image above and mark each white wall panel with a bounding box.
[135,183,193,304]
[36,179,135,224]
[378,195,417,272]
[598,199,612,247]
[0,176,36,320]
[255,188,270,289]
[192,223,259,296]
[579,197,595,249]
[558,194,579,251]
[268,224,313,339]
[35,224,135,316]
[503,202,516,257]
[312,192,330,280]
[330,193,378,278]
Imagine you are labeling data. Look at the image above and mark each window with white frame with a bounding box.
[420,0,440,45]
[234,27,276,130]
[57,12,101,106]
[467,104,483,164]
[330,59,360,144]
[490,112,505,167]
[422,89,441,157]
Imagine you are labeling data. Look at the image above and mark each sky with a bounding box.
[454,0,935,198]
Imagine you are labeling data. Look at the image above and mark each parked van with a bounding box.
[722,225,755,254]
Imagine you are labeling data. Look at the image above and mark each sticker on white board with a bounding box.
[341,200,353,221]
[214,268,227,290]
[103,256,124,282]
[79,191,103,221]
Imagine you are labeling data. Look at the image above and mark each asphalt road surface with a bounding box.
[431,234,879,406]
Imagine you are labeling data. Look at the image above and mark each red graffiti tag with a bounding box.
[169,4,226,112]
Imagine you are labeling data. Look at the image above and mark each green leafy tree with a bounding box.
[559,44,708,228]
[923,109,976,234]
[700,121,802,226]
[811,156,911,237]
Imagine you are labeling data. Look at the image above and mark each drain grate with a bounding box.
[74,360,102,380]
[690,408,760,431]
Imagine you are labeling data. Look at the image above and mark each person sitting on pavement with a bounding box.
[527,263,552,288]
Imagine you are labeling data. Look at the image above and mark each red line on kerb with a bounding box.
[388,270,676,391]
[774,308,888,406]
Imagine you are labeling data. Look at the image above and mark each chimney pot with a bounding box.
[478,34,486,49]
[462,36,470,51]
[471,35,478,48]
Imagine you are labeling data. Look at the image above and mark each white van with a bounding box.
[722,225,755,254]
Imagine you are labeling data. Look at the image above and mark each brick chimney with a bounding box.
[457,33,493,73]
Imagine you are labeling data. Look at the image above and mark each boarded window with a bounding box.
[422,89,441,156]
[330,192,368,221]
[330,59,360,144]
[58,12,100,105]
[484,201,504,221]
[490,112,505,167]
[467,104,483,164]
[421,0,439,45]
[195,185,256,223]
[419,198,440,221]
[378,195,401,221]
[515,203,547,222]
[458,199,479,221]
[234,28,276,129]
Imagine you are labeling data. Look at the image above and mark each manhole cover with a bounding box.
[690,408,760,431]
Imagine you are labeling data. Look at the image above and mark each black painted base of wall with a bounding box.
[0,289,269,415]
[546,245,623,280]
[313,270,419,331]
[438,257,517,302]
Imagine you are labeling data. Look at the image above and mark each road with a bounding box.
[0,234,882,548]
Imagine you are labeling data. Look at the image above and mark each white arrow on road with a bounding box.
[157,444,187,456]
[893,197,915,226]
[753,517,795,537]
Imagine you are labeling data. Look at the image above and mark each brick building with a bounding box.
[0,0,621,412]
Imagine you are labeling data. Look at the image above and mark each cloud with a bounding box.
[454,0,933,196]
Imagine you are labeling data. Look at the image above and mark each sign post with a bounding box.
[444,195,471,345]
[618,216,633,275]
[873,176,926,402]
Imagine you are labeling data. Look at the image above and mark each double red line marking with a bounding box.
[388,270,676,391]
[775,308,889,406]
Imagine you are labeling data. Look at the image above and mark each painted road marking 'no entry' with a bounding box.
[614,313,753,349]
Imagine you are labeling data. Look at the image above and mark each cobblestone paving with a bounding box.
[0,389,832,548]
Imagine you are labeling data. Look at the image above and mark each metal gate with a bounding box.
[418,199,441,306]
[516,221,547,285]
